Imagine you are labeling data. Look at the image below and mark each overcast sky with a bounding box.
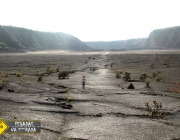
[1,0,180,41]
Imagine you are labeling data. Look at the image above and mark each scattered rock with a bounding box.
[45,97,55,101]
[95,113,102,117]
[57,102,66,106]
[49,83,54,86]
[55,97,67,102]
[128,79,144,82]
[61,104,73,109]
[66,104,73,108]
[58,91,67,93]
[8,89,14,92]
[96,94,103,96]
[127,83,135,89]
[58,102,73,109]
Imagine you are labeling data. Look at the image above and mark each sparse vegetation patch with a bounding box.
[58,71,69,79]
[37,76,43,83]
[145,100,162,118]
[123,72,131,81]
[139,73,148,81]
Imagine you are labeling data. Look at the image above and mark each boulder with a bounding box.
[127,83,135,89]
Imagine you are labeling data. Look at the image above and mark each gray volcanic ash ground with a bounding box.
[0,50,180,140]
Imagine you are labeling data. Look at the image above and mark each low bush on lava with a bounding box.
[123,72,131,81]
[145,100,162,118]
[139,73,148,81]
[58,71,69,79]
[145,78,150,87]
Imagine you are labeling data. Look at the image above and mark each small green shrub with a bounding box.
[150,63,155,68]
[145,100,162,118]
[37,76,43,82]
[46,66,51,74]
[116,70,123,74]
[58,71,69,79]
[152,72,157,78]
[56,66,60,72]
[16,73,21,77]
[123,72,131,81]
[116,73,121,79]
[36,70,40,76]
[145,78,150,87]
[116,70,123,79]
[67,97,73,102]
[139,73,148,81]
[65,88,68,92]
[156,75,163,82]
[111,63,115,68]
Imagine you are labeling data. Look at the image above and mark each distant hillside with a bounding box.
[1,25,180,52]
[0,25,91,51]
[86,26,180,50]
[86,38,146,50]
[144,26,180,49]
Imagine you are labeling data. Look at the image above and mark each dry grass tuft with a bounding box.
[169,82,180,93]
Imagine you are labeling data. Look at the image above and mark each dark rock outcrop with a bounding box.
[127,83,135,89]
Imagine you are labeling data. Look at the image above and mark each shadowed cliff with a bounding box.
[0,25,91,52]
[86,26,180,50]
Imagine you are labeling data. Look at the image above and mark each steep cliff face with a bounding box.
[0,26,91,51]
[121,38,146,49]
[144,26,180,49]
[86,26,180,50]
[1,25,180,52]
